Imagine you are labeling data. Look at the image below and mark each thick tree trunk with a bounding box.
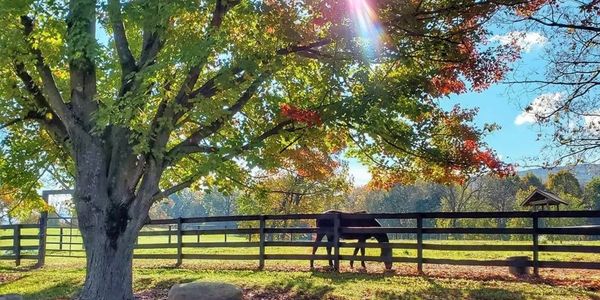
[75,190,144,300]
[70,137,155,300]
[79,231,137,300]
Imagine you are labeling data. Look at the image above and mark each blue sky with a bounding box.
[348,31,551,186]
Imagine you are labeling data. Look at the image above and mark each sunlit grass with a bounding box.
[0,263,598,300]
[1,227,599,299]
[2,227,600,265]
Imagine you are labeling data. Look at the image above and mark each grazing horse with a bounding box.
[310,210,392,270]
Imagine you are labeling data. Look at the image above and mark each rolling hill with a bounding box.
[518,164,600,185]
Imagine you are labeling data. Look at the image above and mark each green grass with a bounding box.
[0,261,598,300]
[3,227,600,263]
[1,228,599,299]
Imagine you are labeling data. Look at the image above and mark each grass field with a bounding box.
[1,228,600,299]
[0,258,599,300]
[4,227,600,262]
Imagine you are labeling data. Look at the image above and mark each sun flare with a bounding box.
[347,0,384,57]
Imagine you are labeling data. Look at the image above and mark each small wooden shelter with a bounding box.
[521,189,568,211]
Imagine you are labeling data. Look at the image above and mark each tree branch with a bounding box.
[165,73,270,162]
[276,39,333,56]
[20,16,75,129]
[528,16,600,33]
[155,119,296,201]
[66,1,98,131]
[107,0,137,75]
[12,62,69,140]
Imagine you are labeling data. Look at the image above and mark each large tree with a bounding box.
[546,169,582,197]
[478,175,519,228]
[507,0,600,164]
[0,1,526,298]
[519,172,544,190]
[583,177,600,211]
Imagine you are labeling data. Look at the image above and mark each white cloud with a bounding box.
[491,31,547,52]
[583,112,600,135]
[514,111,537,125]
[515,92,564,125]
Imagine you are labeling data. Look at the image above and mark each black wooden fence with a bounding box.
[1,210,600,275]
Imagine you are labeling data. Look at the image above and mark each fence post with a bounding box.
[417,214,423,273]
[258,216,266,270]
[224,225,228,243]
[532,214,539,276]
[197,225,200,243]
[333,213,341,272]
[176,218,183,267]
[59,228,63,251]
[13,224,21,267]
[36,192,49,268]
[69,221,73,256]
[168,225,172,244]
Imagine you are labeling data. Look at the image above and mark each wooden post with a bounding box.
[168,225,172,244]
[197,225,200,243]
[176,218,183,267]
[36,192,49,268]
[258,216,266,270]
[59,227,64,251]
[69,220,73,256]
[417,215,423,273]
[333,213,341,272]
[532,214,539,276]
[13,224,21,267]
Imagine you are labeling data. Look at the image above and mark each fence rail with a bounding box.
[1,211,599,274]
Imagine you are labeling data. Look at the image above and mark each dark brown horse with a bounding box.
[310,210,392,270]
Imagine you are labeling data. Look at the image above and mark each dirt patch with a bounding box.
[135,287,340,300]
[243,287,340,300]
[341,263,600,291]
[0,273,23,284]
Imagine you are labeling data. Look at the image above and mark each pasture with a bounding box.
[2,211,600,299]
[1,230,600,299]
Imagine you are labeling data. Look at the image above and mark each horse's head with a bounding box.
[381,243,393,270]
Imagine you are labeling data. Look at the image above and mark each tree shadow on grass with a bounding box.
[309,269,398,283]
[20,278,81,300]
[250,278,336,300]
[373,276,462,300]
[373,285,526,300]
[467,288,525,300]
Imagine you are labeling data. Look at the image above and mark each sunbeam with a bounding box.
[347,0,384,58]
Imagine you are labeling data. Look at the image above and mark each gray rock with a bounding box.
[168,282,242,300]
[0,295,23,300]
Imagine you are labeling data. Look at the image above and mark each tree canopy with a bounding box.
[0,0,522,201]
[547,170,583,198]
[0,1,537,298]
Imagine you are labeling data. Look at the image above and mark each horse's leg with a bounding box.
[360,242,366,269]
[350,246,360,269]
[326,234,334,268]
[310,233,325,270]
